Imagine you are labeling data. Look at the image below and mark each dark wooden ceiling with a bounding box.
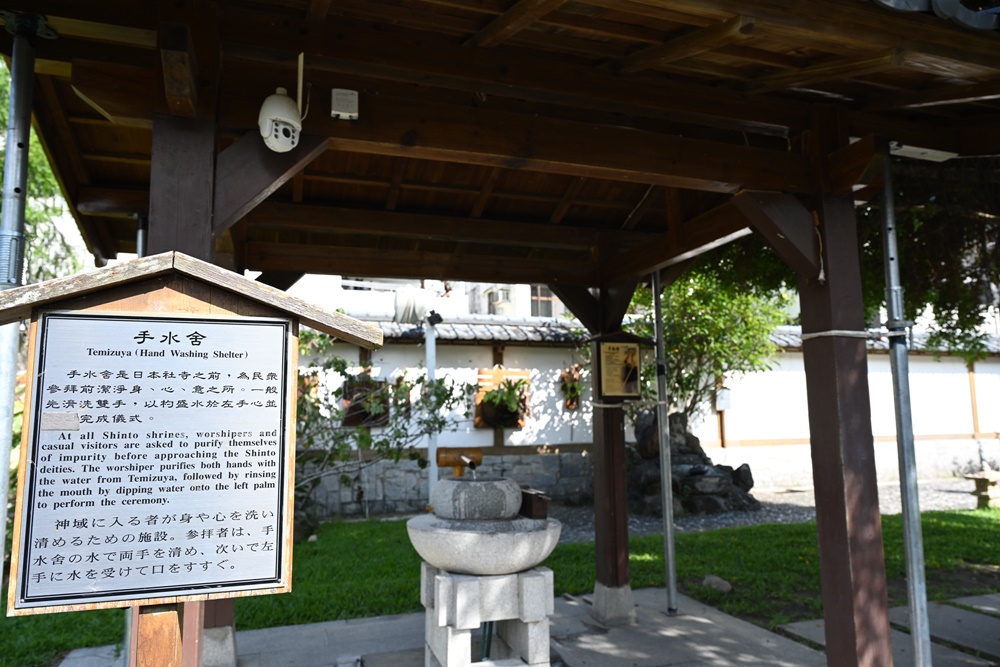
[4,0,1000,288]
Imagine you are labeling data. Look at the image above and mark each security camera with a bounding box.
[258,87,301,153]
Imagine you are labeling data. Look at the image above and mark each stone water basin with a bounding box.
[407,475,561,575]
[406,514,561,576]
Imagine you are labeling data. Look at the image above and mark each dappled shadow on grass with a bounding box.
[235,508,1000,633]
[549,508,1000,630]
[236,518,424,630]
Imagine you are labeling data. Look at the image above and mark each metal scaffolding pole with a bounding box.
[0,12,41,572]
[881,146,932,666]
[426,312,439,500]
[652,271,678,614]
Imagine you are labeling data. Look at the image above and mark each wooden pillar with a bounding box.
[140,82,219,667]
[591,344,630,590]
[148,114,217,260]
[800,194,893,667]
[552,279,637,625]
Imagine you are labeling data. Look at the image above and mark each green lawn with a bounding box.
[3,508,998,666]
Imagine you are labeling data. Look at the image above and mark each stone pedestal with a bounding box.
[420,562,554,667]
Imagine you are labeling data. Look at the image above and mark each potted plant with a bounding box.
[559,363,584,410]
[478,378,529,428]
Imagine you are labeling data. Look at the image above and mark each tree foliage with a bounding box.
[0,61,81,283]
[625,268,790,417]
[857,157,1000,362]
[698,157,1000,364]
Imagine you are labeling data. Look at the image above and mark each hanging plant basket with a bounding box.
[474,368,530,429]
[559,363,584,411]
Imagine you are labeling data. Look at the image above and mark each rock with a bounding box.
[702,575,732,593]
[732,463,754,491]
[684,494,728,514]
[628,409,760,517]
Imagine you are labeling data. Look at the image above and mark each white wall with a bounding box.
[306,337,1000,488]
[352,343,591,448]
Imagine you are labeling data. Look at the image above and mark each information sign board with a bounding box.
[10,312,293,612]
[599,341,641,398]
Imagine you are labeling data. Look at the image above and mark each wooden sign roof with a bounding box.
[0,251,383,349]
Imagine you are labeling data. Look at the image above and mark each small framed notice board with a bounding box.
[598,341,641,398]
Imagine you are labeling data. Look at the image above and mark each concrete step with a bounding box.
[889,602,1000,662]
[781,618,991,666]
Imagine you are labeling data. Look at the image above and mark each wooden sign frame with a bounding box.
[0,252,383,618]
[9,311,296,615]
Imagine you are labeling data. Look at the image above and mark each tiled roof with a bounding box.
[771,326,1000,354]
[371,316,587,346]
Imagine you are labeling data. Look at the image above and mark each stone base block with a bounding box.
[202,625,237,667]
[591,582,636,626]
[422,564,554,667]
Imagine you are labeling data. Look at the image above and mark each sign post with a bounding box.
[0,252,382,663]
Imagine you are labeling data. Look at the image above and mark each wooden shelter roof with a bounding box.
[4,0,1000,288]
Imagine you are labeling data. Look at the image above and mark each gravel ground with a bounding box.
[551,477,982,543]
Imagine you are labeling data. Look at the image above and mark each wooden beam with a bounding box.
[213,134,330,236]
[865,77,1000,111]
[148,115,215,258]
[603,199,753,282]
[548,284,600,332]
[625,0,1000,72]
[827,134,887,194]
[256,271,305,291]
[730,191,820,279]
[77,187,150,218]
[70,60,154,128]
[237,93,812,194]
[246,201,654,251]
[221,12,805,136]
[748,50,907,94]
[621,16,755,73]
[45,14,156,48]
[307,0,333,22]
[245,242,599,285]
[466,0,567,48]
[600,278,639,333]
[158,22,198,118]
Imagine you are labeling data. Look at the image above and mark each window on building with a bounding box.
[487,288,512,315]
[531,285,556,317]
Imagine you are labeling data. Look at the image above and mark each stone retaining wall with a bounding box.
[306,451,595,518]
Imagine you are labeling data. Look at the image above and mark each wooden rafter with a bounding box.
[549,177,586,225]
[158,22,198,118]
[385,159,407,211]
[466,0,566,48]
[603,199,753,282]
[748,50,907,94]
[307,0,332,22]
[213,133,331,236]
[620,15,755,74]
[471,167,502,218]
[621,186,659,231]
[865,77,1000,111]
